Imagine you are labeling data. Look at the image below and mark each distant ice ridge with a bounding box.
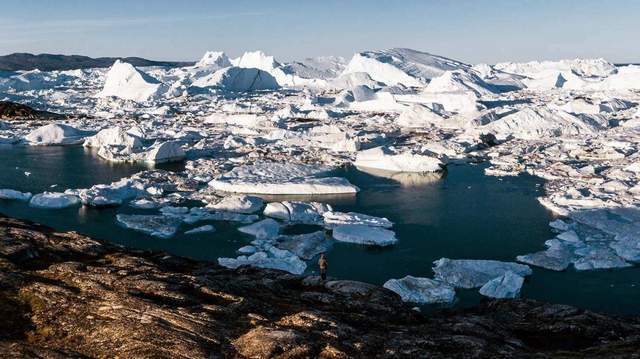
[495,58,617,79]
[341,48,470,87]
[232,50,329,88]
[191,66,279,91]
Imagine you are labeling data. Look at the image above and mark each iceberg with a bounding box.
[237,218,281,240]
[24,123,89,146]
[83,127,143,150]
[218,242,307,275]
[0,189,32,201]
[354,146,444,173]
[209,163,358,195]
[192,66,279,91]
[341,48,469,87]
[97,60,165,101]
[208,195,264,214]
[263,201,332,224]
[478,271,525,299]
[332,224,397,246]
[322,211,393,228]
[275,231,333,260]
[383,276,456,304]
[432,258,532,289]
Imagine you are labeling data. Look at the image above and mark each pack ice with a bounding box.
[3,46,640,302]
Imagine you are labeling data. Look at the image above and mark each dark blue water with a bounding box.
[0,145,638,315]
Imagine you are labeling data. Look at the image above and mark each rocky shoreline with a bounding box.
[0,214,638,358]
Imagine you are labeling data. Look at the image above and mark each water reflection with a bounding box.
[354,166,445,187]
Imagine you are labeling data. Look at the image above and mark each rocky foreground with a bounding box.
[0,215,638,358]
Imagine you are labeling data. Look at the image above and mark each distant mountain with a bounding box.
[0,53,195,71]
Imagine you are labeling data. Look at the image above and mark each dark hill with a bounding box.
[0,53,194,71]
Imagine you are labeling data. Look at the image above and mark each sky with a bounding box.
[1,0,638,64]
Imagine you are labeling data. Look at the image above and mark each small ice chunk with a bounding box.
[433,258,532,289]
[29,192,80,209]
[129,198,162,209]
[238,218,281,239]
[184,225,215,235]
[0,189,32,201]
[208,195,264,214]
[237,245,258,255]
[332,224,397,246]
[383,276,456,304]
[116,214,182,239]
[479,271,524,299]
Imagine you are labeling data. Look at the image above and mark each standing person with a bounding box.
[318,253,328,280]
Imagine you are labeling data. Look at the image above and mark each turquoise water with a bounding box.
[0,145,638,315]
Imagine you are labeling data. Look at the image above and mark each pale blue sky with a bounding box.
[1,0,638,64]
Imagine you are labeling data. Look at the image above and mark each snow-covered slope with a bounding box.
[341,48,470,87]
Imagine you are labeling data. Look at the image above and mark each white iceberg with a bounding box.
[354,146,444,173]
[192,66,279,91]
[209,163,358,195]
[24,123,89,146]
[83,127,143,149]
[263,201,332,224]
[218,246,306,275]
[332,224,397,246]
[97,60,165,102]
[323,211,393,228]
[208,195,264,214]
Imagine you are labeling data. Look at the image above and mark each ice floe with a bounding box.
[432,258,532,289]
[332,224,397,246]
[116,214,182,239]
[30,192,80,208]
[383,276,456,304]
[0,189,32,201]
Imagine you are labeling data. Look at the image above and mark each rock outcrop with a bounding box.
[0,214,638,358]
